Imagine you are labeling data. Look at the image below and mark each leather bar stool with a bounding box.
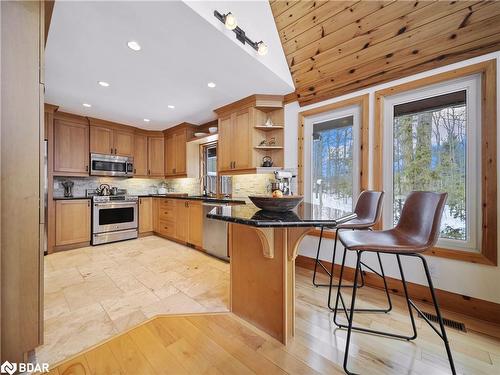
[333,191,455,375]
[312,191,389,312]
[313,191,384,288]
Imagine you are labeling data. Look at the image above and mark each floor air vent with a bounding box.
[418,311,467,332]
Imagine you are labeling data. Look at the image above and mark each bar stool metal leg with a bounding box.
[332,250,414,338]
[329,247,391,314]
[417,254,456,375]
[312,227,332,287]
[342,250,363,375]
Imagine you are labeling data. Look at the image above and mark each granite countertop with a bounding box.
[54,194,246,204]
[143,194,247,204]
[207,202,356,228]
[53,196,91,200]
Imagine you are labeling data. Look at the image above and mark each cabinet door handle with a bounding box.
[110,147,113,154]
[114,148,117,154]
[134,168,136,173]
[148,169,150,175]
[86,165,89,172]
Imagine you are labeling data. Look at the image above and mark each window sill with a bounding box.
[307,229,496,266]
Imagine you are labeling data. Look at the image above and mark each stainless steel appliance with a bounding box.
[90,153,134,177]
[92,194,138,245]
[202,203,229,261]
[272,170,295,196]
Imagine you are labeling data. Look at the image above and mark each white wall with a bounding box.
[284,51,500,304]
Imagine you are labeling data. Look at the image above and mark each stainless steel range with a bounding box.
[92,194,138,245]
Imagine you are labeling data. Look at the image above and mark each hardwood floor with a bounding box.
[42,244,500,374]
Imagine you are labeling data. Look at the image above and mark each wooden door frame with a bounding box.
[374,60,497,265]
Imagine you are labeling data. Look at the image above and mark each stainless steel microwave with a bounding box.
[90,153,134,177]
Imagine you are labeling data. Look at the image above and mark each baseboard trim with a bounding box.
[296,255,500,325]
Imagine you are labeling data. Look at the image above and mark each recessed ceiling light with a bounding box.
[207,82,216,88]
[98,81,110,87]
[168,105,175,109]
[127,41,141,51]
[82,103,92,108]
[143,118,150,122]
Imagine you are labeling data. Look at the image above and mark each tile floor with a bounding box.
[36,236,229,366]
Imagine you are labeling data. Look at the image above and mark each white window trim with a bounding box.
[303,104,361,208]
[382,74,482,252]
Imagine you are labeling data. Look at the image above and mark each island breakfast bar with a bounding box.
[208,203,356,344]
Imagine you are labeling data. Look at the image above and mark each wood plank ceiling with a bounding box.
[270,1,500,106]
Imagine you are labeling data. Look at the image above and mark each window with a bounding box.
[201,142,217,195]
[303,104,361,209]
[383,75,481,252]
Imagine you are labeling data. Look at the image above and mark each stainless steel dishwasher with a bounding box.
[203,203,229,261]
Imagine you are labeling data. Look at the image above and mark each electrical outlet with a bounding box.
[427,261,439,279]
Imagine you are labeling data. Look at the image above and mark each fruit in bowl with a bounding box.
[272,189,283,198]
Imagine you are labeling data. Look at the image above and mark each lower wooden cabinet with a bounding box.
[187,201,203,247]
[152,198,203,248]
[138,197,153,233]
[55,199,91,246]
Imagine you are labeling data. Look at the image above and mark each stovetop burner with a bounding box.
[92,195,138,203]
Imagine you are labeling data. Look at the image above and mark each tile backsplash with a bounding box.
[53,176,200,197]
[232,174,273,197]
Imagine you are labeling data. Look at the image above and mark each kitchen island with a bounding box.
[208,202,355,344]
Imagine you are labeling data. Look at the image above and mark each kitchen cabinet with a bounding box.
[156,198,176,238]
[134,134,148,176]
[55,199,91,246]
[53,115,89,176]
[187,200,203,247]
[134,134,164,177]
[152,198,203,248]
[139,197,153,233]
[89,126,113,155]
[214,95,284,174]
[175,200,189,242]
[148,136,165,177]
[89,122,134,156]
[216,109,251,172]
[164,124,195,177]
[218,115,232,171]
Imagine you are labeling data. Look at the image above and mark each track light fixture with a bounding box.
[214,10,268,56]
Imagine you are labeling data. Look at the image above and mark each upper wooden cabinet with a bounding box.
[148,136,165,177]
[134,134,148,176]
[53,112,90,176]
[164,123,195,178]
[89,118,134,156]
[133,133,164,178]
[214,95,284,174]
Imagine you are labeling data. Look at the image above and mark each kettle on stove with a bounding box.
[97,184,111,196]
[262,156,273,167]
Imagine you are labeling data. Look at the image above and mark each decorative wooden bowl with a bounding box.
[248,195,304,212]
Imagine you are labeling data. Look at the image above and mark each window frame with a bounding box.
[382,75,481,252]
[306,105,361,208]
[374,60,497,265]
[298,94,369,239]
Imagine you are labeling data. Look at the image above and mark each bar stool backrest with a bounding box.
[395,191,448,250]
[354,190,385,227]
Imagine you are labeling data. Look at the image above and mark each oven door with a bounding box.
[90,154,129,177]
[93,201,138,234]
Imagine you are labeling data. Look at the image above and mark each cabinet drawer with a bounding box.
[159,199,175,208]
[158,207,175,221]
[158,219,176,238]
